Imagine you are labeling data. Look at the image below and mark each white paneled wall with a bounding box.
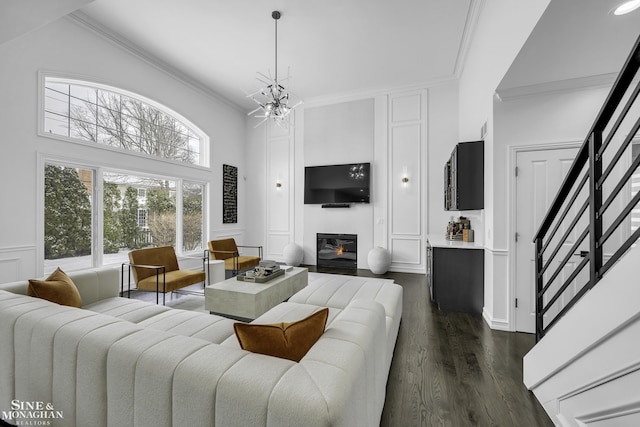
[302,99,375,268]
[251,88,434,273]
[387,91,427,273]
[0,246,37,283]
[265,122,294,260]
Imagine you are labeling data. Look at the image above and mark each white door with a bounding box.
[515,147,581,333]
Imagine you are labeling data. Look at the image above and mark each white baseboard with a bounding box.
[482,307,511,331]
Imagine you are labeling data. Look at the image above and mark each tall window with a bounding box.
[45,163,205,274]
[183,182,204,252]
[41,76,209,274]
[44,165,94,271]
[43,78,207,167]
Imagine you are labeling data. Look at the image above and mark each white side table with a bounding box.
[206,260,225,285]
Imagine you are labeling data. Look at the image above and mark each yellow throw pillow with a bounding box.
[28,267,82,308]
[234,308,329,362]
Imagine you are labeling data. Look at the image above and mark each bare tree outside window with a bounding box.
[44,80,203,166]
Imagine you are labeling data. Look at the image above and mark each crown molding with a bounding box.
[495,72,619,102]
[454,0,485,78]
[66,11,245,114]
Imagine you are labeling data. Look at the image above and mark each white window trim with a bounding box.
[38,70,211,170]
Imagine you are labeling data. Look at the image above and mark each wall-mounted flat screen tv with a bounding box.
[304,162,371,205]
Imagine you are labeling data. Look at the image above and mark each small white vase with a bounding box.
[283,243,304,267]
[367,247,391,274]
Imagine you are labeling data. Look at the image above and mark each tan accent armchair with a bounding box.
[123,246,206,304]
[207,238,262,276]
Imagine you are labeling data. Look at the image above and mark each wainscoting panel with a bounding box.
[391,93,422,123]
[387,90,426,273]
[267,137,291,233]
[0,246,37,282]
[390,237,422,267]
[267,233,290,259]
[0,257,20,283]
[210,230,244,243]
[390,124,422,236]
[265,122,293,261]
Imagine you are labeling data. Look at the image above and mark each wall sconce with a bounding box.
[402,166,410,187]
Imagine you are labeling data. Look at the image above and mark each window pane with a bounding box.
[121,112,141,150]
[44,85,69,116]
[137,209,148,228]
[44,78,205,166]
[102,173,176,264]
[44,164,93,274]
[97,125,120,148]
[44,111,69,136]
[70,85,97,104]
[147,179,177,248]
[183,182,204,252]
[97,90,120,110]
[70,95,97,141]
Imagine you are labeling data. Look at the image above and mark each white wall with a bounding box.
[426,81,486,240]
[458,0,551,329]
[246,80,458,274]
[0,0,94,44]
[302,99,375,268]
[491,86,611,329]
[0,16,246,280]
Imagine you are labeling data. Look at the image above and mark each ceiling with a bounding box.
[3,1,639,112]
[74,0,475,111]
[498,0,640,96]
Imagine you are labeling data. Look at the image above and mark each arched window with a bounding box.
[42,77,208,167]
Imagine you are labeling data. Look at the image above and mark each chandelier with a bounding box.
[247,11,302,128]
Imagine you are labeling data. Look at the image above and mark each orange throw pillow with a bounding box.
[28,267,82,308]
[234,308,329,362]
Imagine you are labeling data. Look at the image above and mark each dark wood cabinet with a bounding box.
[428,244,484,314]
[444,140,484,211]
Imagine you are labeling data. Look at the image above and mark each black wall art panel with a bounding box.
[222,164,238,224]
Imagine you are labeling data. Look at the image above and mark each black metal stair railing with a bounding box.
[533,33,640,341]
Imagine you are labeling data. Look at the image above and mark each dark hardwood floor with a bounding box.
[376,270,552,427]
[132,266,552,427]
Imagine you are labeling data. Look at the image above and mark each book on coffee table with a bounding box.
[236,268,285,283]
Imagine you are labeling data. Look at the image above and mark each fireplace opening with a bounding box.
[316,233,357,270]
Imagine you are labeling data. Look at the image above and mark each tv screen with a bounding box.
[304,163,371,205]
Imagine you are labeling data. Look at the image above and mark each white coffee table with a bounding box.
[204,267,308,320]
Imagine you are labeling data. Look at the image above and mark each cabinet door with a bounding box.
[456,141,484,210]
[432,247,484,314]
[450,147,458,210]
[426,245,434,301]
[444,163,451,210]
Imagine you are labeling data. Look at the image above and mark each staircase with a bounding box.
[523,34,640,425]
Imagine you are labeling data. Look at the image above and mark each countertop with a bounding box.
[427,235,485,250]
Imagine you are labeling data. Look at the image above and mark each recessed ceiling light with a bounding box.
[613,0,640,15]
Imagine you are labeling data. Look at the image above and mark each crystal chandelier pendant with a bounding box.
[247,11,302,128]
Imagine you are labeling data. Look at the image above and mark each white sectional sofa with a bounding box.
[0,267,402,427]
